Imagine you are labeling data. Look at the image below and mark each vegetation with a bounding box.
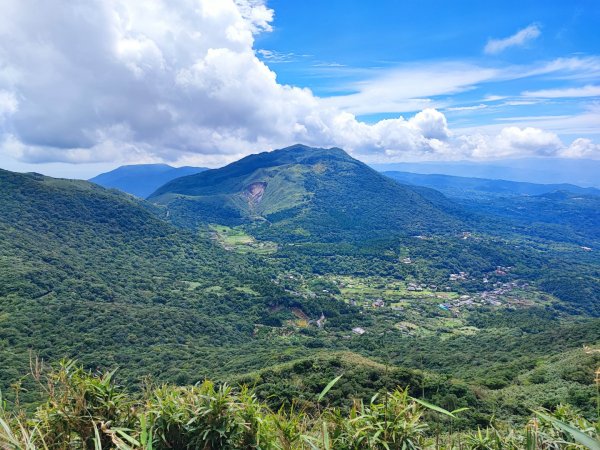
[149,144,462,241]
[1,361,599,449]
[1,145,599,440]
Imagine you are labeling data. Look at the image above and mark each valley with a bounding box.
[0,146,598,444]
[2,0,599,445]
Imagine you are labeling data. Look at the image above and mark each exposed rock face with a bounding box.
[245,181,267,205]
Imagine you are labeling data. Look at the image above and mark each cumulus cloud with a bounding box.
[561,138,600,158]
[0,1,597,167]
[484,24,541,55]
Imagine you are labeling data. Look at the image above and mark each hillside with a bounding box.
[383,171,600,200]
[385,171,600,244]
[0,169,358,399]
[89,164,207,198]
[0,166,598,425]
[149,144,462,241]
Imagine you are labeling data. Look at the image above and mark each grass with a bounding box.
[209,224,277,254]
[4,360,596,450]
[331,275,458,305]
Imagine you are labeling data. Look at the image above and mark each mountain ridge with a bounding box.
[383,170,600,200]
[372,158,600,188]
[149,144,463,241]
[90,163,208,198]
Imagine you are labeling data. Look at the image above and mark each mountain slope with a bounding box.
[1,169,598,421]
[90,163,207,198]
[149,145,462,241]
[0,169,341,395]
[383,171,600,200]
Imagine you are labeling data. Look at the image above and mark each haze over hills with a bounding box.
[149,144,462,241]
[383,171,600,200]
[89,164,207,198]
[372,158,600,188]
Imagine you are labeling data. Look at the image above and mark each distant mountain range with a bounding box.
[383,171,600,200]
[372,158,600,188]
[89,164,207,198]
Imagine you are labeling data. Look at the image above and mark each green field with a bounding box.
[210,224,278,254]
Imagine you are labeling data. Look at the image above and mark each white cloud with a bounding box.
[561,138,600,158]
[256,49,297,63]
[502,100,541,106]
[0,1,598,168]
[446,104,487,111]
[483,95,506,102]
[441,127,562,160]
[314,56,600,116]
[523,84,600,98]
[0,90,18,117]
[494,126,563,156]
[322,62,498,114]
[484,24,541,55]
[409,109,450,140]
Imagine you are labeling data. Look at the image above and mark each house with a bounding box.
[352,327,366,335]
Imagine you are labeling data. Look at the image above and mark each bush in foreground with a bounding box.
[0,361,598,449]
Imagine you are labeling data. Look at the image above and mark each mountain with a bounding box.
[89,163,208,198]
[372,158,600,188]
[149,144,462,241]
[383,171,600,200]
[0,168,355,397]
[1,165,598,424]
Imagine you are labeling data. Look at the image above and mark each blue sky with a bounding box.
[0,0,598,178]
[257,0,600,132]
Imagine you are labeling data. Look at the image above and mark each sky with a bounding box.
[0,0,599,178]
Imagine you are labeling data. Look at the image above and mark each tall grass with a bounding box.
[0,361,598,449]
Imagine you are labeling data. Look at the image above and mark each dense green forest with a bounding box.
[1,146,599,447]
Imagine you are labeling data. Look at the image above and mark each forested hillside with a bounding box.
[0,145,598,434]
[149,144,462,242]
[0,169,357,401]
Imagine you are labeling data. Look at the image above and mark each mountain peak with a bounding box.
[227,144,356,171]
[272,143,350,157]
[149,145,458,241]
[90,163,207,198]
[273,144,353,161]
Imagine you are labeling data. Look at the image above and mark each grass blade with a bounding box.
[317,374,343,402]
[535,411,600,450]
[412,397,457,418]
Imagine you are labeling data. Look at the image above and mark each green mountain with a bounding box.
[0,163,598,425]
[149,144,462,241]
[0,169,349,396]
[89,163,207,198]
